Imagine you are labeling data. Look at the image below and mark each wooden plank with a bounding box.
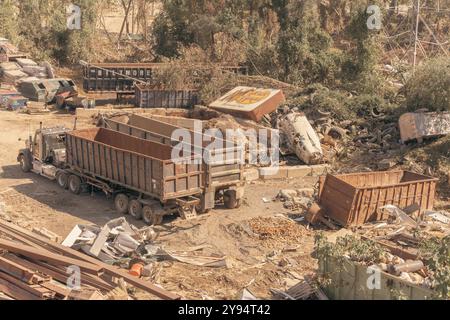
[0,256,40,284]
[0,278,42,300]
[0,239,103,275]
[0,272,53,299]
[0,221,179,300]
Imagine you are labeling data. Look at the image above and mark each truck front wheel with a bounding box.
[115,193,129,215]
[19,154,32,173]
[68,175,82,194]
[57,172,69,189]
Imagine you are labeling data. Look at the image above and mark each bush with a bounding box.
[405,57,450,112]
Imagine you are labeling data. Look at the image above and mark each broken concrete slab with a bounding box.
[399,111,450,143]
[243,168,260,182]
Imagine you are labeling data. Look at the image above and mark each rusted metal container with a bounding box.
[66,128,204,201]
[102,114,244,190]
[135,84,199,108]
[319,171,438,226]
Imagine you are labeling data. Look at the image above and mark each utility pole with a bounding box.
[413,0,420,72]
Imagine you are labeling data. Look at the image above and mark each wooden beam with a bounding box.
[0,272,53,299]
[0,279,42,300]
[0,239,103,275]
[0,221,179,300]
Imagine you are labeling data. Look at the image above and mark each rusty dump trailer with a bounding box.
[65,127,205,224]
[101,114,245,213]
[319,171,438,226]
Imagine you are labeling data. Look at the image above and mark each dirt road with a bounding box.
[0,110,319,299]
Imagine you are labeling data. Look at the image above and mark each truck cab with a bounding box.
[17,125,70,180]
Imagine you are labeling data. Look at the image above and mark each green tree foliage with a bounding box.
[405,57,450,112]
[0,0,98,64]
[0,0,19,41]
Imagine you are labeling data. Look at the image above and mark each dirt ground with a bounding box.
[0,109,320,300]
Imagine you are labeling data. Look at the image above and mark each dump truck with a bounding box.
[18,122,244,225]
[100,114,245,214]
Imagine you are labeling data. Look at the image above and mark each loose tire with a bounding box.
[115,193,129,215]
[129,199,143,220]
[68,175,82,194]
[18,154,32,173]
[57,172,69,189]
[224,190,239,209]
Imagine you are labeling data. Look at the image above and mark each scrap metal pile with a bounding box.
[0,220,179,300]
[62,218,228,271]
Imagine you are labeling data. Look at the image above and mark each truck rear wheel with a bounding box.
[143,204,164,226]
[57,172,69,189]
[115,194,129,215]
[224,190,240,209]
[129,200,143,220]
[143,206,156,225]
[68,175,82,194]
[19,154,32,173]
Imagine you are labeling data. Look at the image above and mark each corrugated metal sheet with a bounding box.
[135,85,199,108]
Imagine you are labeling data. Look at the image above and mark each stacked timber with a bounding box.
[0,220,179,300]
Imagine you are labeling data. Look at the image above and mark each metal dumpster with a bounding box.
[135,84,200,108]
[319,171,438,226]
[66,128,204,201]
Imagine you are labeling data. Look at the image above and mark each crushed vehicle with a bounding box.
[18,78,77,103]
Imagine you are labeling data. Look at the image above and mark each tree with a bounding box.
[405,56,450,112]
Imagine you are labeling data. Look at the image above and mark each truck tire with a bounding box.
[18,154,32,173]
[129,199,143,220]
[143,206,156,225]
[57,172,69,189]
[115,194,129,215]
[224,190,240,209]
[68,175,82,194]
[143,204,164,226]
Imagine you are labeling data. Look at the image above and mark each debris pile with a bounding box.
[0,219,179,300]
[357,205,450,250]
[63,218,228,270]
[248,216,308,243]
[0,58,54,84]
[277,189,314,211]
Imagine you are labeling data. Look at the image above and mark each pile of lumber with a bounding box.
[0,220,179,300]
